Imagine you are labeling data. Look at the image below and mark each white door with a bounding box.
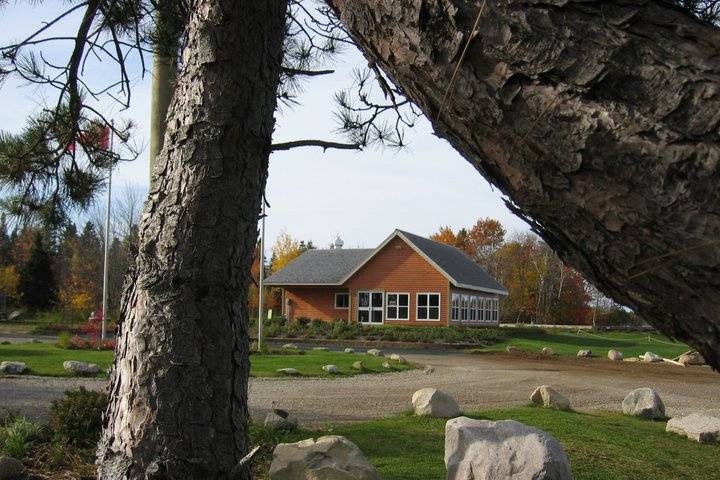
[358,291,384,324]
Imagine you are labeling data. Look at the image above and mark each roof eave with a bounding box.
[452,281,509,296]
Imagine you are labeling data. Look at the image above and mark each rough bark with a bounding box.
[329,0,720,368]
[97,1,286,478]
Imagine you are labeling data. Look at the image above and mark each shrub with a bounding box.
[56,331,73,349]
[308,319,330,338]
[49,387,107,447]
[0,416,48,458]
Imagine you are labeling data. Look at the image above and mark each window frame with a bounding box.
[416,292,441,321]
[334,292,350,310]
[385,292,410,321]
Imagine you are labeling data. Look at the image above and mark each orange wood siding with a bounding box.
[346,236,450,326]
[285,287,349,321]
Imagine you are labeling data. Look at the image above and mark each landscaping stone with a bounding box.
[352,361,365,370]
[63,360,100,375]
[666,413,720,443]
[344,347,355,353]
[623,357,639,362]
[366,348,383,357]
[322,364,339,374]
[622,387,665,419]
[312,346,329,351]
[530,385,571,411]
[382,361,392,369]
[281,343,299,350]
[0,361,26,375]
[390,354,407,364]
[411,388,460,418]
[642,351,662,363]
[576,349,592,358]
[423,365,435,374]
[445,417,573,480]
[678,352,704,366]
[506,345,521,354]
[264,411,298,431]
[0,456,25,480]
[277,368,300,376]
[607,349,623,361]
[269,435,381,480]
[542,347,554,356]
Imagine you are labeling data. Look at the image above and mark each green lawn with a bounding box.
[0,343,413,377]
[253,408,720,480]
[479,329,690,359]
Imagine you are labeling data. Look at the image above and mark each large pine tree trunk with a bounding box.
[329,0,720,368]
[97,1,286,478]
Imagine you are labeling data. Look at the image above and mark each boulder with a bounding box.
[411,388,461,418]
[542,347,554,356]
[352,361,365,370]
[344,347,355,353]
[312,346,329,352]
[530,385,571,411]
[7,310,23,321]
[576,349,592,358]
[423,365,435,374]
[63,360,100,375]
[445,417,573,480]
[642,352,662,363]
[390,354,407,364]
[607,349,623,361]
[666,413,720,443]
[281,343,299,350]
[0,456,25,480]
[277,368,300,376]
[264,411,298,431]
[382,361,392,369]
[622,387,665,419]
[366,349,383,357]
[0,361,26,375]
[506,346,521,354]
[269,435,381,480]
[322,364,339,374]
[678,352,704,366]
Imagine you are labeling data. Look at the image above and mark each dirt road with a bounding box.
[2,351,718,425]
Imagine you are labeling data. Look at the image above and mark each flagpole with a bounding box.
[257,200,266,351]
[101,123,113,340]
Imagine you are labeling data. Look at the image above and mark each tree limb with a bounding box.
[271,139,361,152]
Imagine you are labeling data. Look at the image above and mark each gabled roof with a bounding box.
[264,229,508,295]
[264,248,373,285]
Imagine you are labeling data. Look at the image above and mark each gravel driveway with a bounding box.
[2,351,718,425]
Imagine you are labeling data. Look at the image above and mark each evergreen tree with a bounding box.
[18,233,56,310]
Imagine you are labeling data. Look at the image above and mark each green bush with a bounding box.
[0,416,48,458]
[56,331,72,349]
[308,319,330,338]
[49,387,107,447]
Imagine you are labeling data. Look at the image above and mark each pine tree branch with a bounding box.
[271,139,361,152]
[282,67,335,77]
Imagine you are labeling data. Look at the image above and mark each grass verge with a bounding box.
[0,343,414,377]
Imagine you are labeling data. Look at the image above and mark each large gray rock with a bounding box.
[607,349,623,361]
[352,361,365,370]
[389,353,407,364]
[666,413,720,443]
[412,388,461,418]
[576,349,592,358]
[642,351,662,363]
[281,343,299,350]
[0,456,25,480]
[269,435,381,480]
[530,385,571,411]
[322,364,339,374]
[0,361,26,375]
[445,417,573,480]
[63,360,99,375]
[678,352,704,366]
[264,411,298,431]
[622,388,666,419]
[542,347,554,356]
[344,347,355,353]
[366,349,383,357]
[277,368,300,376]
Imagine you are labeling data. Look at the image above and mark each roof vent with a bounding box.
[334,235,344,249]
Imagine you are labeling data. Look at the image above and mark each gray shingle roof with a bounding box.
[397,230,507,294]
[264,248,373,285]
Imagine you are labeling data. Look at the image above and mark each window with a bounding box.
[386,293,409,320]
[417,293,440,321]
[358,291,384,324]
[469,296,477,321]
[451,293,461,321]
[335,293,349,309]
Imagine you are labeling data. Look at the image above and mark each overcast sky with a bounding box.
[0,3,531,252]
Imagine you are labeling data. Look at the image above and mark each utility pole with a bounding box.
[101,126,114,340]
[257,200,266,351]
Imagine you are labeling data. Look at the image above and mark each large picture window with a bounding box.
[417,293,440,321]
[358,291,383,324]
[450,293,500,324]
[386,293,409,320]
